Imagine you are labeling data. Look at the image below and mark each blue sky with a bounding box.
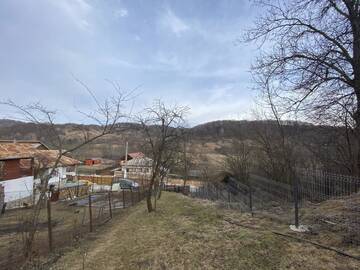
[0,0,260,126]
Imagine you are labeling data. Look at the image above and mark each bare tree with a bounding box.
[1,83,130,258]
[138,100,188,212]
[251,80,300,184]
[246,0,360,175]
[179,131,196,191]
[223,140,252,185]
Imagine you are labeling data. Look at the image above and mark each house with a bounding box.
[119,152,145,165]
[0,155,34,208]
[0,141,80,208]
[114,157,153,179]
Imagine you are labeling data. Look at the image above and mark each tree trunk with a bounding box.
[350,7,360,176]
[146,176,155,212]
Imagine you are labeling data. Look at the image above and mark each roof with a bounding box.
[120,152,145,161]
[0,142,80,167]
[0,140,49,150]
[124,157,153,167]
[34,150,80,167]
[0,142,39,160]
[128,152,145,159]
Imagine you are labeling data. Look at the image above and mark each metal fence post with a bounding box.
[131,188,134,206]
[248,178,254,217]
[108,192,112,219]
[47,199,53,252]
[293,175,299,228]
[228,189,231,207]
[88,194,93,232]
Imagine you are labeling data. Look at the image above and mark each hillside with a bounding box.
[0,119,338,171]
[50,192,359,270]
[0,119,257,159]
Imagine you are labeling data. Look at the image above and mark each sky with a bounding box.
[0,0,261,126]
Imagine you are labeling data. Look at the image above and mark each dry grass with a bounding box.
[50,193,360,270]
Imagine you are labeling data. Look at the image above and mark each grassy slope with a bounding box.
[52,193,360,270]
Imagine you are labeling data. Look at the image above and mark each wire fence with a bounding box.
[190,169,360,245]
[0,186,148,270]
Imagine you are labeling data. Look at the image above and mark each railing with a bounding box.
[189,169,360,226]
[0,187,148,270]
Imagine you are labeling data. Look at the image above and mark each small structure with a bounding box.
[84,158,102,166]
[83,157,115,166]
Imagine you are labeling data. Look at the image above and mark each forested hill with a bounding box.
[0,118,333,160]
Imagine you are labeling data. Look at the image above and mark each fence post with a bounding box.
[248,181,253,217]
[122,189,125,208]
[47,199,53,252]
[228,189,231,208]
[131,188,134,206]
[108,192,112,219]
[138,188,140,202]
[293,175,300,228]
[89,194,93,232]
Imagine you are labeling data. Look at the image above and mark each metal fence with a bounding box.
[190,169,360,245]
[0,186,148,270]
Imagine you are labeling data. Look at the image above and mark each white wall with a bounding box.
[35,167,67,185]
[0,176,33,203]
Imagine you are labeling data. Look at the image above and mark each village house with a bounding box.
[114,156,153,179]
[0,140,80,208]
[119,152,145,165]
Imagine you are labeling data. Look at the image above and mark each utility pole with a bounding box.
[124,142,128,179]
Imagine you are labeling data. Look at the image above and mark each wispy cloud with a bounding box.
[49,0,93,31]
[114,8,128,19]
[160,8,189,36]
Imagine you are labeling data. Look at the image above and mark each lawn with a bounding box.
[51,192,360,270]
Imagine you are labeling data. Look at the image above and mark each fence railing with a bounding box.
[189,170,360,237]
[0,186,148,270]
[297,169,360,201]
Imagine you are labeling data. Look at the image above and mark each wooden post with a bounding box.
[108,192,112,219]
[88,194,93,232]
[47,199,53,252]
[122,189,125,208]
